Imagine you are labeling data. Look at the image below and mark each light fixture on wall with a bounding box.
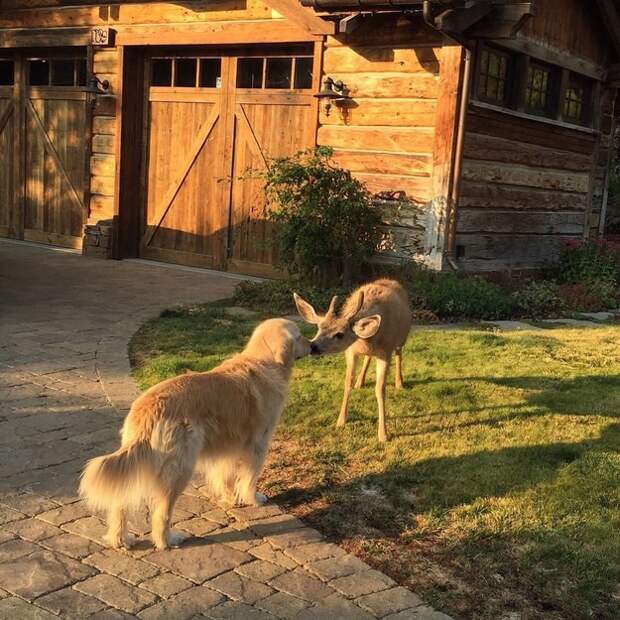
[314,77,350,117]
[86,75,110,95]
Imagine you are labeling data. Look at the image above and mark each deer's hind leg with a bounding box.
[337,348,357,428]
[395,348,404,390]
[354,355,371,389]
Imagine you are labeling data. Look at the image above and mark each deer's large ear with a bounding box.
[293,293,321,325]
[352,314,381,339]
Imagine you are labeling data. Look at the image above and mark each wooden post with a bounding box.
[13,53,25,241]
[425,42,466,270]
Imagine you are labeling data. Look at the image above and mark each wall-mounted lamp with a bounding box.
[314,77,350,117]
[86,75,111,96]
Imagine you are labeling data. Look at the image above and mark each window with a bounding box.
[564,72,592,125]
[0,60,14,86]
[525,62,555,117]
[476,46,512,105]
[151,56,221,89]
[28,57,87,87]
[473,43,597,127]
[236,55,314,90]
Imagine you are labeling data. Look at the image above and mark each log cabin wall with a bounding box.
[455,0,616,272]
[318,15,445,262]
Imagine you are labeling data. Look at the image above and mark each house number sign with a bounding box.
[91,27,115,46]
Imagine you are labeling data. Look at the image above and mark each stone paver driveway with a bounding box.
[0,240,448,620]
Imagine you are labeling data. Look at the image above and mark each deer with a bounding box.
[294,279,412,442]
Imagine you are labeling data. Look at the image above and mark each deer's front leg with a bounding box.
[395,348,404,390]
[375,357,390,442]
[337,348,357,428]
[354,355,371,389]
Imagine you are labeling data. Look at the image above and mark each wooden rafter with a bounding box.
[596,0,620,59]
[265,0,336,35]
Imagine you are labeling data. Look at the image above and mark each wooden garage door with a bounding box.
[24,54,89,248]
[0,52,89,249]
[0,58,17,239]
[140,46,318,276]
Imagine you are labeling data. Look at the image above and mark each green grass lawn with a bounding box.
[130,304,620,620]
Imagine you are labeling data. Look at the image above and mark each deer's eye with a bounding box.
[335,332,344,339]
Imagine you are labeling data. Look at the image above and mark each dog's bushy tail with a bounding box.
[79,439,157,512]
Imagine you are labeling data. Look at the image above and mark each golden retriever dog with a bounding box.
[80,318,310,550]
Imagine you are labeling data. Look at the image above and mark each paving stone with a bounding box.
[283,541,346,565]
[356,587,424,617]
[255,591,311,619]
[139,573,193,599]
[207,600,276,620]
[136,586,224,620]
[331,569,397,599]
[203,508,230,526]
[0,532,15,546]
[0,494,59,516]
[87,609,139,620]
[248,514,305,538]
[146,540,253,584]
[385,608,453,620]
[85,549,160,584]
[39,532,103,559]
[75,574,158,614]
[249,543,299,569]
[0,538,41,562]
[268,568,332,602]
[176,517,222,537]
[306,554,369,581]
[61,515,109,544]
[235,559,288,583]
[228,504,283,522]
[0,549,96,600]
[210,525,262,552]
[6,517,62,541]
[35,586,107,618]
[207,570,274,603]
[0,506,25,524]
[0,596,57,619]
[175,494,215,515]
[296,593,376,620]
[37,501,90,525]
[266,527,323,550]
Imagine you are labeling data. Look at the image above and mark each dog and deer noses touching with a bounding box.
[295,278,413,443]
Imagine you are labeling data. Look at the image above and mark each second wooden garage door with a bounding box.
[140,46,318,277]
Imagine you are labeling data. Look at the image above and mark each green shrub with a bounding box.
[259,147,382,285]
[559,240,620,286]
[513,281,565,319]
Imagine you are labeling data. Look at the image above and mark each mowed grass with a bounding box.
[130,305,620,620]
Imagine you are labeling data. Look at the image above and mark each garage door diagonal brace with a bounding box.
[143,105,220,248]
[0,102,14,136]
[235,104,267,169]
[26,99,85,215]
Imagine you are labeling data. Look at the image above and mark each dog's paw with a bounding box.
[166,529,190,548]
[253,492,268,505]
[104,532,136,550]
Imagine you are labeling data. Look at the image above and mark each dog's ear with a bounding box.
[352,315,381,339]
[293,293,321,325]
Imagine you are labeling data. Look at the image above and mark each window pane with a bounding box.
[564,73,591,124]
[0,60,14,86]
[265,57,292,89]
[174,58,197,87]
[151,58,172,87]
[76,59,87,86]
[199,58,221,88]
[525,63,554,116]
[51,59,75,86]
[294,57,313,89]
[477,47,509,104]
[237,58,263,88]
[29,60,50,86]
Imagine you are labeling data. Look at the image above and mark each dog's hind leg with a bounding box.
[236,444,268,506]
[104,504,136,549]
[151,483,189,550]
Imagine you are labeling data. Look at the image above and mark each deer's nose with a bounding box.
[310,342,320,355]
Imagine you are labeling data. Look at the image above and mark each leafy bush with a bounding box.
[260,147,382,285]
[557,239,620,310]
[513,281,565,319]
